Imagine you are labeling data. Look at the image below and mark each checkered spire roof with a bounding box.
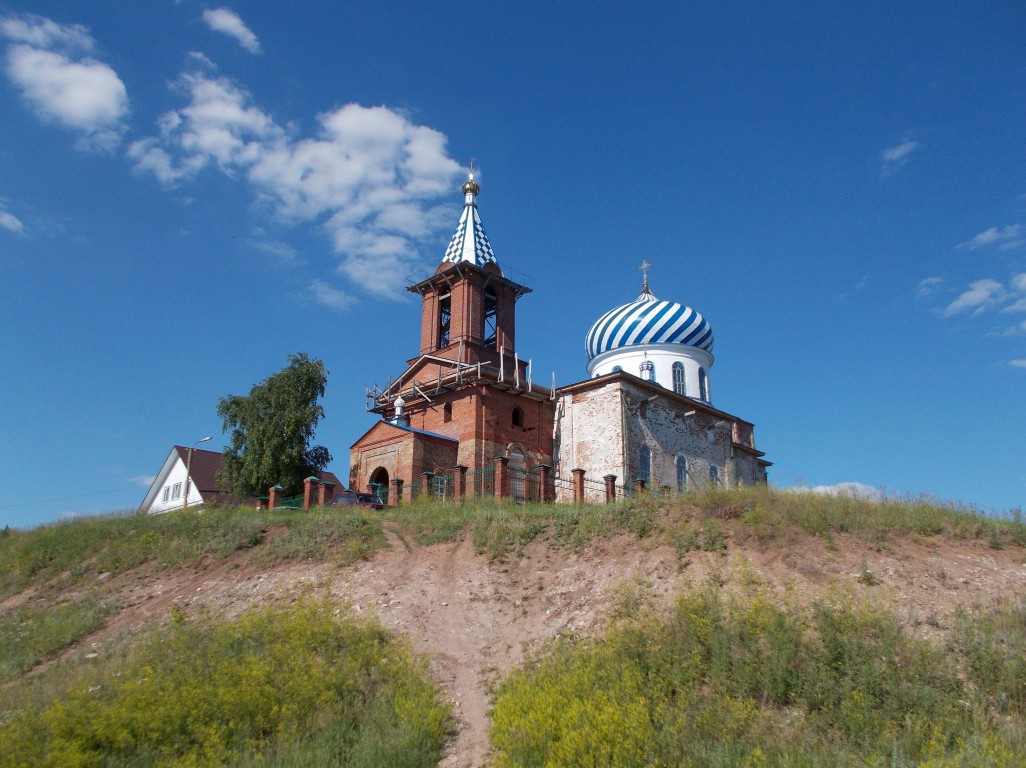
[442,173,497,266]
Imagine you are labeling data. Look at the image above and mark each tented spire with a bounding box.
[442,170,496,266]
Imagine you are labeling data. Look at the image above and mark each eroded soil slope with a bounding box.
[23,524,1026,767]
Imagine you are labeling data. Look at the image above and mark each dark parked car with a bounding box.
[331,492,385,510]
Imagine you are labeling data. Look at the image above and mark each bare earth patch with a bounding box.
[31,525,1026,767]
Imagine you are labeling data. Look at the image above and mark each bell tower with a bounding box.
[409,171,530,367]
[350,171,554,500]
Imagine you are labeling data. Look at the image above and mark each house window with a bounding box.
[483,287,498,349]
[512,406,524,427]
[443,402,452,423]
[638,446,651,483]
[162,487,170,503]
[709,465,719,486]
[640,360,655,382]
[438,294,451,347]
[676,455,688,492]
[172,482,182,500]
[672,362,685,395]
[639,400,647,419]
[699,367,709,401]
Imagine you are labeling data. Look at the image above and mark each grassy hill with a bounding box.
[1,487,1024,766]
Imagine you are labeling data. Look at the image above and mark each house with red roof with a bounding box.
[138,445,344,514]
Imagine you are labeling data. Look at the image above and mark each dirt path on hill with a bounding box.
[26,526,1026,767]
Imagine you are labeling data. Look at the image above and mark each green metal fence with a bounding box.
[468,465,495,499]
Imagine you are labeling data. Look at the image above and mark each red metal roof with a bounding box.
[171,446,345,501]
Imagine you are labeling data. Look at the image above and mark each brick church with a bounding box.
[349,173,769,504]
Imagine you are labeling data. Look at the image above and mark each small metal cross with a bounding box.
[638,259,653,291]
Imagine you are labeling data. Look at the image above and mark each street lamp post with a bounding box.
[183,436,212,511]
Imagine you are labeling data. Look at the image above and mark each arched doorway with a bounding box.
[368,467,389,504]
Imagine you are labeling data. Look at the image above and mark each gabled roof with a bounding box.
[171,445,223,495]
[351,418,459,450]
[139,445,345,511]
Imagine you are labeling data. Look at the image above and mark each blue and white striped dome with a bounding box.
[586,290,713,359]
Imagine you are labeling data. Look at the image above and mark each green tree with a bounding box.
[216,353,332,498]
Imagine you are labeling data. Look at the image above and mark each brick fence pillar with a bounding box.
[268,484,283,510]
[633,477,647,494]
[421,471,434,498]
[255,496,268,510]
[603,474,617,504]
[453,465,468,499]
[571,468,585,504]
[536,464,551,503]
[494,456,509,499]
[390,478,403,507]
[318,481,334,507]
[303,476,319,510]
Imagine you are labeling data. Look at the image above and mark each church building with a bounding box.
[349,173,555,503]
[349,174,769,504]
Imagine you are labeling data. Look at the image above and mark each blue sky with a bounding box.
[1,2,1024,527]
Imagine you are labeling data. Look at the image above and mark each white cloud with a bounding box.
[126,474,156,487]
[798,482,883,502]
[1010,359,1026,369]
[881,138,919,174]
[250,239,300,265]
[916,276,943,299]
[0,14,93,49]
[956,224,1024,252]
[308,280,352,311]
[0,201,24,233]
[1,14,128,150]
[202,8,261,54]
[131,70,462,297]
[942,278,1006,317]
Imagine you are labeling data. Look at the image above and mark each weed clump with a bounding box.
[491,584,1025,766]
[0,599,451,767]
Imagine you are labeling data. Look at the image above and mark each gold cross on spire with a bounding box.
[637,258,653,293]
[468,157,476,177]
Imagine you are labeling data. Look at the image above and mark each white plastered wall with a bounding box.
[587,343,714,402]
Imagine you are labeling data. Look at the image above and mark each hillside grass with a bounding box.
[0,506,385,602]
[491,580,1026,767]
[387,484,1026,561]
[2,487,1022,677]
[0,598,451,768]
[2,488,1024,765]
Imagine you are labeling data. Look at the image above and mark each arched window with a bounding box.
[438,293,451,348]
[512,406,524,427]
[676,455,688,492]
[672,362,686,395]
[638,446,651,483]
[640,360,655,382]
[483,287,498,349]
[639,400,648,419]
[443,402,452,423]
[709,464,719,486]
[699,367,709,401]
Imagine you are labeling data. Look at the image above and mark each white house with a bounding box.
[139,445,348,514]
[138,445,231,514]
